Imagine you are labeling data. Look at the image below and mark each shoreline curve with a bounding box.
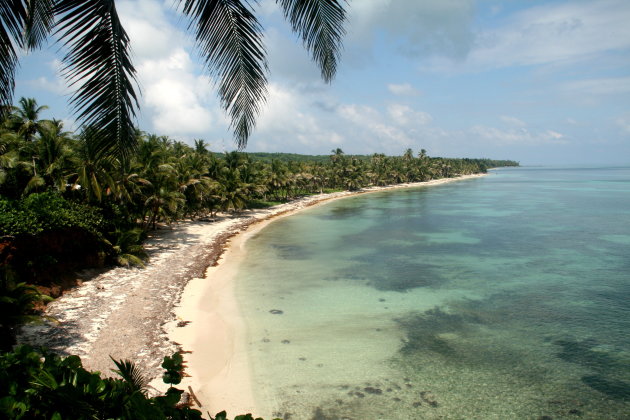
[167,173,488,417]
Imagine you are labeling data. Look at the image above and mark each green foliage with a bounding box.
[0,269,52,351]
[106,228,148,267]
[245,199,285,209]
[0,347,281,419]
[161,352,184,386]
[0,347,203,420]
[0,192,104,237]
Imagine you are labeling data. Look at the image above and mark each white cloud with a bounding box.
[616,113,630,134]
[25,59,76,96]
[387,104,432,126]
[24,76,69,96]
[469,125,568,145]
[561,77,630,96]
[467,0,630,70]
[337,104,437,154]
[61,118,78,133]
[387,83,421,96]
[257,0,281,18]
[500,116,527,127]
[346,0,476,60]
[545,130,565,140]
[251,84,345,152]
[264,27,323,86]
[117,0,222,138]
[118,0,190,60]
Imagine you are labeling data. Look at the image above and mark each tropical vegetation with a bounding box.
[0,345,274,419]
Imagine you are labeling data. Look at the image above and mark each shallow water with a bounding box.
[235,167,630,420]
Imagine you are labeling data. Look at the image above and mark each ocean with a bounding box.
[234,166,630,419]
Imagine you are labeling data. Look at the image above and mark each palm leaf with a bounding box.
[24,174,45,193]
[111,358,148,393]
[0,0,26,113]
[180,0,268,149]
[25,0,56,49]
[276,0,347,82]
[54,0,140,163]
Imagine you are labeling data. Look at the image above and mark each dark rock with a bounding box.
[364,387,383,395]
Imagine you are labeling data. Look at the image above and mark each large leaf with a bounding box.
[276,0,347,82]
[180,0,268,149]
[111,358,148,393]
[54,0,140,162]
[0,0,26,113]
[0,0,56,114]
[25,0,55,49]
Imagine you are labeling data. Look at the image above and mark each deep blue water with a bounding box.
[236,167,630,419]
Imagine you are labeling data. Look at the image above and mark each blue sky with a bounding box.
[13,0,630,165]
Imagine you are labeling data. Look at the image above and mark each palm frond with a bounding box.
[0,1,27,113]
[25,0,55,49]
[276,0,347,82]
[24,174,45,193]
[180,0,268,149]
[111,357,148,393]
[54,0,140,163]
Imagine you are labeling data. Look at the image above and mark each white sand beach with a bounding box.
[166,173,486,416]
[18,174,485,417]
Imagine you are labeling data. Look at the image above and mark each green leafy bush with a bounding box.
[0,347,276,420]
[0,268,52,351]
[106,228,148,267]
[0,192,104,237]
[0,346,203,420]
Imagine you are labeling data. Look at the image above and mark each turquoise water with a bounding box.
[235,167,630,420]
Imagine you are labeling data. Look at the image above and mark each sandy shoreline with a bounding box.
[166,173,487,417]
[17,173,486,417]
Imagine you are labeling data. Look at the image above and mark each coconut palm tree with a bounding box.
[35,119,74,190]
[9,97,49,142]
[70,132,119,203]
[1,0,347,161]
